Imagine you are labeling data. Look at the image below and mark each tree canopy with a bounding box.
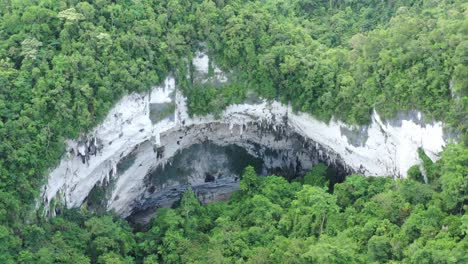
[2,150,465,263]
[0,0,466,263]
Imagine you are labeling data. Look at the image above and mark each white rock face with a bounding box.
[192,51,228,83]
[150,77,175,104]
[42,53,446,217]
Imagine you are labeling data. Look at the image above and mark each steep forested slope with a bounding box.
[5,145,467,263]
[0,0,466,263]
[185,0,467,127]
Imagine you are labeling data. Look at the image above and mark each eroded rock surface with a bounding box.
[42,53,447,218]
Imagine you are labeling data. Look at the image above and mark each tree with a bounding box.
[439,144,468,213]
[58,8,85,23]
[20,38,42,60]
[303,163,329,188]
[302,235,361,264]
[178,187,203,235]
[84,216,135,261]
[401,205,446,243]
[367,235,392,262]
[333,174,369,208]
[280,185,339,237]
[238,194,282,228]
[403,235,465,264]
[0,225,21,263]
[259,175,301,208]
[240,166,260,195]
[179,187,201,220]
[407,165,424,183]
[97,252,125,264]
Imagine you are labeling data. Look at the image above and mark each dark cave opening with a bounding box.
[126,140,350,226]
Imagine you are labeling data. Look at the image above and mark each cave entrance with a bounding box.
[127,140,349,226]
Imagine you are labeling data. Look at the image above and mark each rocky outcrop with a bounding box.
[41,52,447,218]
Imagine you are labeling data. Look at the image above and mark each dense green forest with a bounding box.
[3,144,467,263]
[0,0,466,263]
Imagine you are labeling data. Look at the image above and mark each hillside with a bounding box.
[0,0,466,263]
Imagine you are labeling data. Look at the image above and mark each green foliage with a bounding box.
[240,165,260,195]
[0,0,466,263]
[303,162,329,188]
[367,235,392,262]
[0,0,200,224]
[130,152,464,263]
[333,174,370,208]
[439,144,468,213]
[418,148,438,183]
[0,144,464,263]
[184,81,247,118]
[403,234,466,264]
[192,0,467,131]
[280,185,339,237]
[303,235,361,264]
[407,165,424,183]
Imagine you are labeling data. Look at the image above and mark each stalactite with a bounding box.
[41,53,447,219]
